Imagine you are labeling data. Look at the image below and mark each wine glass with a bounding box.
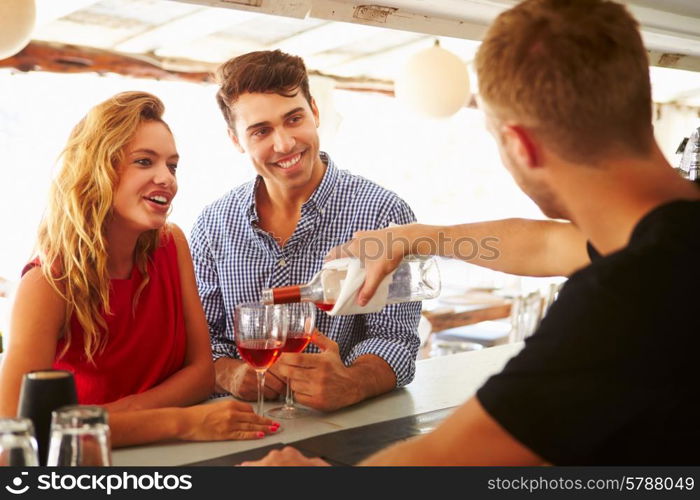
[267,302,316,419]
[234,303,288,416]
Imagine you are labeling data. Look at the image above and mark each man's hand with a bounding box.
[240,446,330,466]
[275,332,362,412]
[325,224,425,305]
[214,357,285,401]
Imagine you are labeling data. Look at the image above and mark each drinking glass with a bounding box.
[508,290,544,343]
[18,369,77,465]
[47,405,112,466]
[234,303,288,416]
[267,302,316,419]
[0,418,38,466]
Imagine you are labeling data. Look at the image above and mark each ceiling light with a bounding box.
[394,40,470,118]
[0,0,36,60]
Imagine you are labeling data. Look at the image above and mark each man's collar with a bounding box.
[244,177,261,225]
[303,151,337,212]
[243,151,338,224]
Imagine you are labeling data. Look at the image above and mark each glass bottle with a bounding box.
[261,256,441,312]
[678,126,699,181]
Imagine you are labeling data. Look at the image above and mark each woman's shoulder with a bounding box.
[20,257,63,296]
[21,257,41,278]
[161,224,188,252]
[165,223,186,241]
[153,224,190,268]
[14,265,66,321]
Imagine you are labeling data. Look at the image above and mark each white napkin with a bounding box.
[323,258,391,316]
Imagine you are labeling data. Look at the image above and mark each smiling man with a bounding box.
[189,50,421,411]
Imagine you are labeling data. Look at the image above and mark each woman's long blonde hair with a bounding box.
[37,91,169,363]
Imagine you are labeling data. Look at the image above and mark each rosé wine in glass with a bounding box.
[282,334,312,354]
[237,340,284,369]
[234,303,288,416]
[267,303,316,419]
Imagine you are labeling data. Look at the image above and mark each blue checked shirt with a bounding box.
[190,152,421,388]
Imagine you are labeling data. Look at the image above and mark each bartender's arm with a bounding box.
[326,219,589,305]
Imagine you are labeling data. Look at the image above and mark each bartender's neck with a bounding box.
[555,143,700,255]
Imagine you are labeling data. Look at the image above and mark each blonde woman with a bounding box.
[0,91,278,446]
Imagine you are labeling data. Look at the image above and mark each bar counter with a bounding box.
[113,342,524,466]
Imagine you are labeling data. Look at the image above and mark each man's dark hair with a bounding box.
[215,50,312,132]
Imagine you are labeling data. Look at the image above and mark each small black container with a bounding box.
[17,370,78,465]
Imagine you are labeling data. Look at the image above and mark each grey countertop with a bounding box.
[112,342,523,466]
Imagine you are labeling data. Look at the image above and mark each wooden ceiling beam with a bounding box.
[0,41,213,83]
[0,40,396,94]
[0,41,215,83]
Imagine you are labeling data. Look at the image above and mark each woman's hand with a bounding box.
[178,400,280,441]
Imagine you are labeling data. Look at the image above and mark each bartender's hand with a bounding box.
[214,357,285,401]
[325,223,423,305]
[179,400,279,441]
[240,446,330,466]
[275,331,362,412]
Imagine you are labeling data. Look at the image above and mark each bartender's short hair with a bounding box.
[215,50,312,133]
[475,0,654,163]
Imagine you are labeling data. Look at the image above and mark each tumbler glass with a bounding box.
[0,418,38,466]
[47,405,111,466]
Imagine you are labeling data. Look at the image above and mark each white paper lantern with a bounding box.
[0,0,36,60]
[395,41,470,118]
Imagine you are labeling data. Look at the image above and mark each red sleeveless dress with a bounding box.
[24,234,187,404]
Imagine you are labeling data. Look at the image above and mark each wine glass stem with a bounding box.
[256,370,265,416]
[285,376,294,410]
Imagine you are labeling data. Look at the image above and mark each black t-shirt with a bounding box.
[477,200,700,465]
[586,241,601,262]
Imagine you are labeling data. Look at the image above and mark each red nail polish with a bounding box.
[256,432,265,438]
